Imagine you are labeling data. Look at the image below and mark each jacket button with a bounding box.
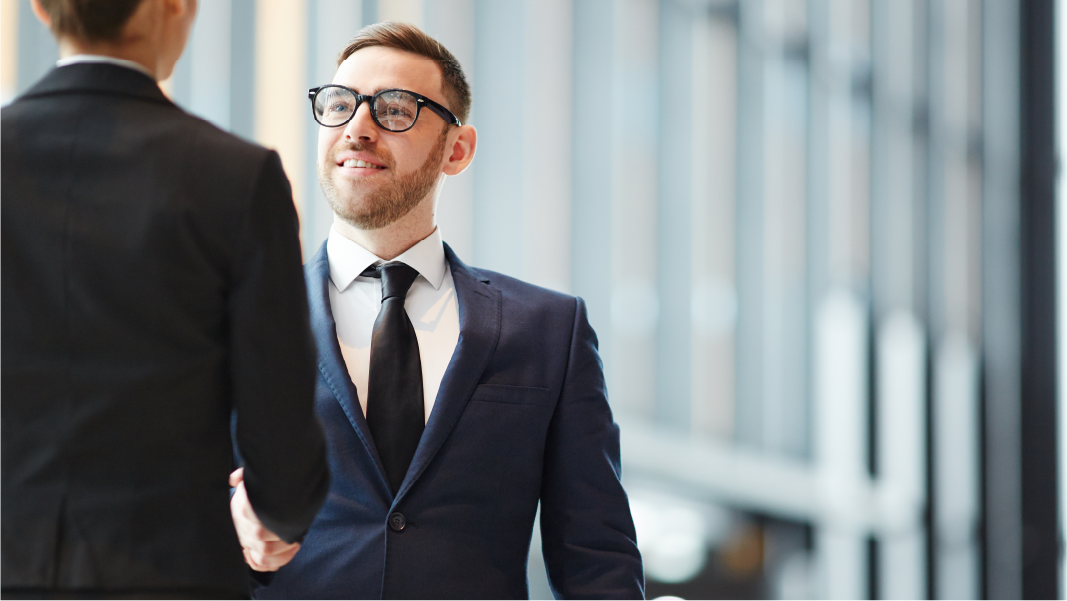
[388,512,406,532]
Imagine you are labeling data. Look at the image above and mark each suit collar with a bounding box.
[326,226,449,293]
[20,63,172,107]
[55,54,155,79]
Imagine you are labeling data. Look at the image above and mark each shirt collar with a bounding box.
[56,54,155,80]
[327,226,448,293]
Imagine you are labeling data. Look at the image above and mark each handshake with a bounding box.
[229,468,302,572]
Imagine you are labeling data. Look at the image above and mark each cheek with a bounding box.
[318,130,340,165]
[386,138,424,173]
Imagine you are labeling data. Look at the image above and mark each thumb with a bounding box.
[229,467,244,487]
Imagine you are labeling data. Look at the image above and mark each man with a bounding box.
[2,0,329,597]
[232,22,644,599]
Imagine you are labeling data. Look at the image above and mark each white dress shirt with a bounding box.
[56,54,155,79]
[328,226,460,423]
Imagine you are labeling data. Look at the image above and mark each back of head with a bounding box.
[338,22,472,126]
[37,0,146,43]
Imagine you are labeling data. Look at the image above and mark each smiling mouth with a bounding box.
[341,159,385,169]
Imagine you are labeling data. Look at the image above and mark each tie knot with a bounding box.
[363,262,419,301]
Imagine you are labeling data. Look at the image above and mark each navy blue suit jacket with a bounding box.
[256,242,643,599]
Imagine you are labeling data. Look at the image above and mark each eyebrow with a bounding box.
[359,86,402,96]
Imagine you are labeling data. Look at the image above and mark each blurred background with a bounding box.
[2,0,1064,598]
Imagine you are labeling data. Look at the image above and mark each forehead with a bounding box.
[332,46,444,101]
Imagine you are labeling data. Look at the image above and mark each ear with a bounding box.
[160,0,193,18]
[442,124,477,176]
[30,0,52,28]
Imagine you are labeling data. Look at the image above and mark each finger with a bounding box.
[242,537,295,559]
[246,540,299,557]
[233,487,277,537]
[248,556,276,572]
[230,481,247,515]
[230,483,254,527]
[243,522,283,542]
[229,483,288,551]
[235,521,281,548]
[272,542,301,566]
[232,487,277,551]
[230,483,266,528]
[229,467,244,487]
[247,553,274,573]
[233,482,254,519]
[243,548,265,572]
[246,548,276,572]
[248,543,301,572]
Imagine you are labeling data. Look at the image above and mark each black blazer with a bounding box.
[1,63,329,595]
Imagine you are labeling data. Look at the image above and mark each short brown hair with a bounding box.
[337,22,472,126]
[37,0,145,43]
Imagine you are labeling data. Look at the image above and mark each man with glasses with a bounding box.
[230,21,643,599]
[2,0,329,598]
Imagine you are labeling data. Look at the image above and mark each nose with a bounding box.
[343,100,378,142]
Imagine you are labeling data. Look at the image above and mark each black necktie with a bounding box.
[362,262,424,495]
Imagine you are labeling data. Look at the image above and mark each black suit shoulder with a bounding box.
[3,63,277,217]
[167,109,275,179]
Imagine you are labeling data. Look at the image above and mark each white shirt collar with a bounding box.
[327,226,448,293]
[56,54,155,79]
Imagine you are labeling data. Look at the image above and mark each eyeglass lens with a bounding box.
[314,87,420,132]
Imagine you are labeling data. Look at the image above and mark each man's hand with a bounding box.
[229,468,302,572]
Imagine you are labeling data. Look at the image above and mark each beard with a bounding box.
[320,130,448,231]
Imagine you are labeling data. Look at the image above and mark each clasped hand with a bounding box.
[229,468,301,572]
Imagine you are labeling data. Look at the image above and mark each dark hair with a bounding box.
[338,22,472,125]
[37,0,146,42]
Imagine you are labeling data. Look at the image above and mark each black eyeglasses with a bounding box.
[308,85,461,132]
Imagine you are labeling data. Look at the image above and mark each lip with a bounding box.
[334,152,387,169]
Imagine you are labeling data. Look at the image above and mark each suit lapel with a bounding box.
[305,243,389,484]
[394,243,501,502]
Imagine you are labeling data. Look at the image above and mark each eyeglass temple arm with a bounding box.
[421,100,461,126]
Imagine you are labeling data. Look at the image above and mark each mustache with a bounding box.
[328,141,394,169]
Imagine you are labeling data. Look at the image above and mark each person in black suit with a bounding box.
[230,22,644,599]
[1,0,329,598]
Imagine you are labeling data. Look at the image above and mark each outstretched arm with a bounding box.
[228,150,329,543]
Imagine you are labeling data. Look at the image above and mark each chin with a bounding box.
[335,175,382,195]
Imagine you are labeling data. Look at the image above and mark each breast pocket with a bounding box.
[469,384,554,407]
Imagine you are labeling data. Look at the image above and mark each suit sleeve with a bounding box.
[228,150,329,543]
[539,297,645,599]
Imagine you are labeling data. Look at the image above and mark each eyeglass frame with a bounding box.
[308,85,462,132]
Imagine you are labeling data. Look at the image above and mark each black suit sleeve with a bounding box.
[228,150,329,543]
[539,298,645,599]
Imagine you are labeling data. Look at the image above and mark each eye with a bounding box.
[383,103,413,119]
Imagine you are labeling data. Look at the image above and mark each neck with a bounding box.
[58,38,160,80]
[333,203,438,261]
